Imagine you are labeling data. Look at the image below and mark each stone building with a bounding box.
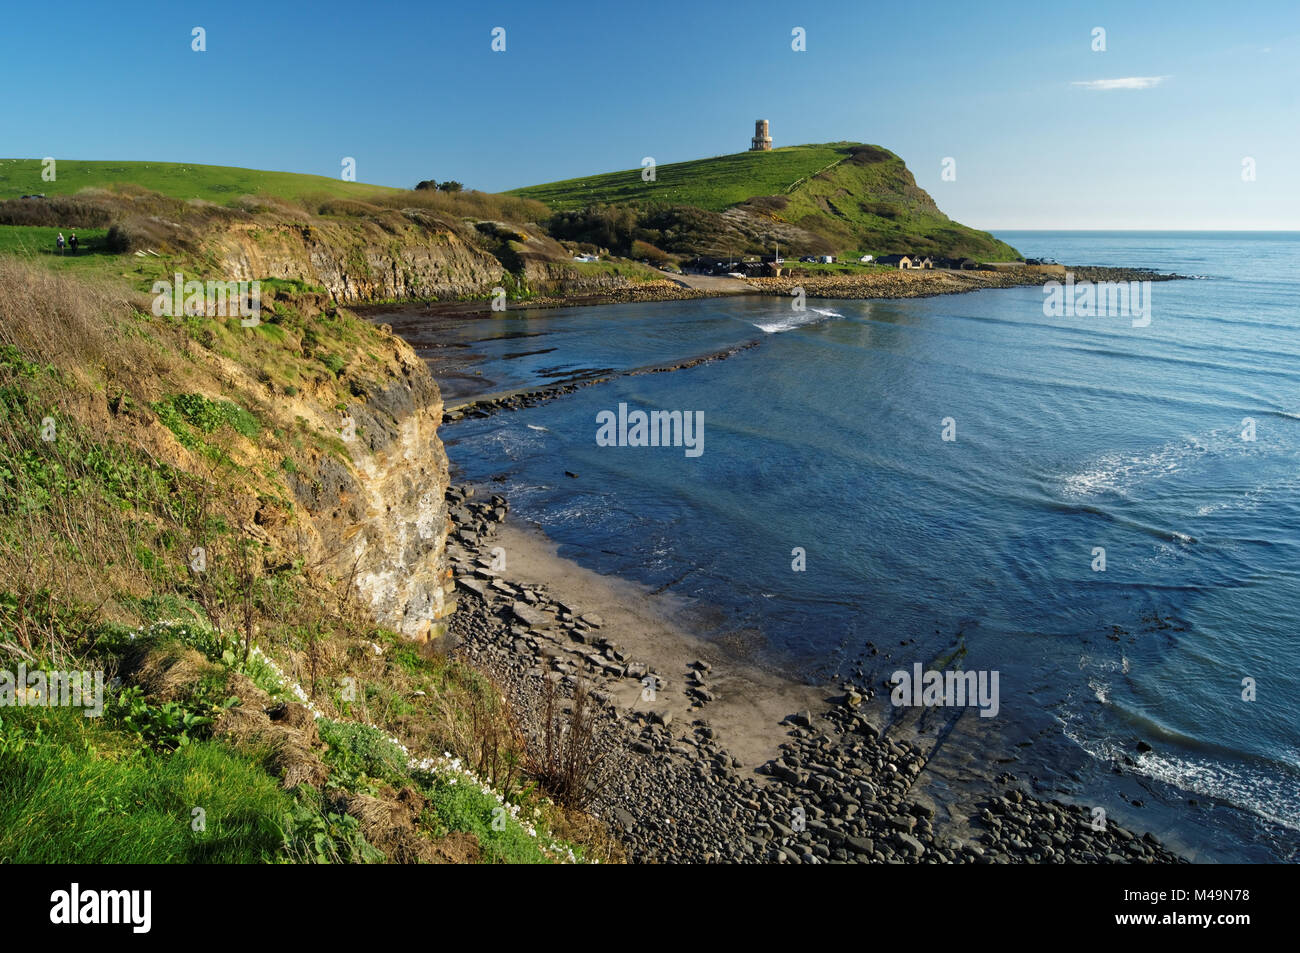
[750,119,772,151]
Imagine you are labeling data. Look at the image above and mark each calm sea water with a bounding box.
[378,232,1300,862]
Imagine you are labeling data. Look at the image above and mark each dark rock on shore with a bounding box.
[443,482,1186,865]
[440,342,761,424]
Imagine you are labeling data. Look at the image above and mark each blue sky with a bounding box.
[3,0,1297,228]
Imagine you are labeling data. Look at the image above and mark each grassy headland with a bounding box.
[0,146,1022,312]
[509,142,1021,261]
[508,143,853,211]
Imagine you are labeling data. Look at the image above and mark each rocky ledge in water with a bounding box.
[442,483,1186,864]
[747,265,1184,301]
[441,341,760,423]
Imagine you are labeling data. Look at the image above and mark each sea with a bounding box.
[374,232,1300,862]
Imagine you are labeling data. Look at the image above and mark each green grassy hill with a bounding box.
[0,159,397,205]
[0,160,553,296]
[509,143,852,212]
[509,142,1019,261]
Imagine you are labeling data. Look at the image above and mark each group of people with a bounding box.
[55,231,79,254]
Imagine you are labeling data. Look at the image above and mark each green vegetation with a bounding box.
[0,159,396,205]
[0,162,564,306]
[512,142,1020,260]
[420,769,558,864]
[0,704,291,863]
[114,683,232,751]
[773,145,1020,259]
[509,143,853,212]
[0,225,109,258]
[153,393,261,449]
[0,256,616,864]
[281,786,385,863]
[565,258,664,282]
[317,718,409,787]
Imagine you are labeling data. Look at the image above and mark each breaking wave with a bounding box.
[751,307,843,334]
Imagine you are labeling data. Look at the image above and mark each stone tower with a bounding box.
[750,119,772,152]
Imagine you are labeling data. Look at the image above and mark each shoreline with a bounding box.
[443,484,1189,864]
[385,262,1189,425]
[359,264,1186,321]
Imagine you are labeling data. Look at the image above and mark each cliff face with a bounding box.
[2,182,665,305]
[206,217,662,305]
[2,186,668,649]
[0,182,676,658]
[209,219,507,304]
[0,257,458,650]
[266,308,456,642]
[341,348,454,642]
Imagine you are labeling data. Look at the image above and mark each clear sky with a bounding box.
[4,0,1297,229]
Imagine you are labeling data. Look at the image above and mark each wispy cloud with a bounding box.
[1072,76,1169,91]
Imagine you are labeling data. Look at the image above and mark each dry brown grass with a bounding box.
[372,188,551,225]
[332,787,448,863]
[285,625,531,788]
[0,259,284,669]
[0,262,163,657]
[530,675,617,811]
[544,805,626,865]
[0,258,145,383]
[131,645,218,701]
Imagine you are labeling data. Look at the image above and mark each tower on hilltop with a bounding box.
[750,119,772,152]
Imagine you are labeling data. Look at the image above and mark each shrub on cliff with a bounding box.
[529,677,615,811]
[630,239,671,265]
[104,223,135,253]
[317,719,409,786]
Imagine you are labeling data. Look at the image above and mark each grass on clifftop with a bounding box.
[510,142,1020,260]
[0,161,568,304]
[0,159,398,205]
[508,143,853,212]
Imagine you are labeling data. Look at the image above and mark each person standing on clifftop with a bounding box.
[56,232,65,254]
[69,232,78,254]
